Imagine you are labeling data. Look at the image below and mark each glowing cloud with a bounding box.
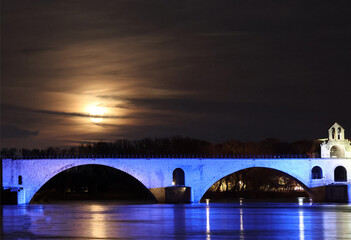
[87,105,106,123]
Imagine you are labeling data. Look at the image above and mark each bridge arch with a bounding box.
[199,167,313,202]
[334,166,347,182]
[330,145,345,158]
[29,163,157,203]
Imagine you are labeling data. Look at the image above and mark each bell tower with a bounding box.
[321,122,351,158]
[328,122,345,140]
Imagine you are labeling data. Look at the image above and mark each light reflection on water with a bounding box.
[206,206,210,240]
[299,210,304,240]
[89,205,108,239]
[4,202,351,239]
[240,208,244,240]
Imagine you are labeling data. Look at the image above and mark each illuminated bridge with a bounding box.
[3,122,351,204]
[2,155,351,204]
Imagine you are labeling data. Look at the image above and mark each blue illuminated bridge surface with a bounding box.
[3,156,351,204]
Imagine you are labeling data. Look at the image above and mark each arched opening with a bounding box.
[173,168,185,186]
[330,145,345,158]
[338,127,341,139]
[334,166,347,182]
[311,166,323,179]
[331,127,335,139]
[30,164,156,203]
[201,167,310,202]
[18,175,23,185]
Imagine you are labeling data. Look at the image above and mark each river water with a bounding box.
[3,201,351,239]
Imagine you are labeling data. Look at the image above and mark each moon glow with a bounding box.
[88,106,105,123]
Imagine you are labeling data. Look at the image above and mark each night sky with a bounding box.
[2,0,351,149]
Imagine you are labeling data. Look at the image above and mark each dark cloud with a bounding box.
[17,47,57,54]
[114,104,131,109]
[1,125,39,139]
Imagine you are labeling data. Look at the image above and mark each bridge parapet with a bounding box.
[1,153,320,160]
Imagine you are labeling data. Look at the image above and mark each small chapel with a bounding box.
[320,122,351,158]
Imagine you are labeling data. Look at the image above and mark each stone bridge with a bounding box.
[3,157,351,204]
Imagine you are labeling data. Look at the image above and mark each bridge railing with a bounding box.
[1,153,321,160]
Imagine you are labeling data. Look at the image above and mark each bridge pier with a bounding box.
[149,187,191,203]
[149,188,166,203]
[309,186,326,202]
[310,184,351,203]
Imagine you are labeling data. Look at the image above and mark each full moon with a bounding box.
[88,106,105,123]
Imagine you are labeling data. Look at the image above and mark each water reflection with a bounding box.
[173,205,186,237]
[240,208,244,240]
[323,209,335,239]
[89,205,108,239]
[206,206,210,240]
[299,210,305,240]
[4,203,351,239]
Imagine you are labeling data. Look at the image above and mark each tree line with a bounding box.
[1,136,322,158]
